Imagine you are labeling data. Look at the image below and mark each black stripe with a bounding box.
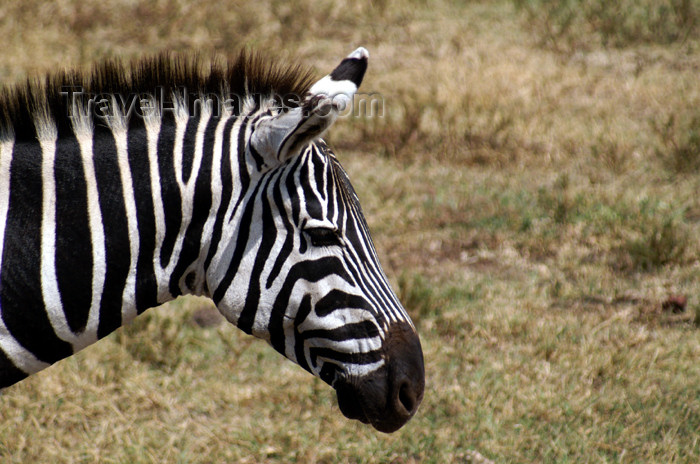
[236,116,251,191]
[224,116,251,226]
[247,111,270,171]
[93,130,130,339]
[54,133,93,333]
[303,151,392,326]
[286,153,302,228]
[300,156,323,220]
[267,256,354,355]
[265,158,303,288]
[249,143,265,171]
[293,294,313,373]
[313,149,326,201]
[302,320,379,343]
[211,180,265,307]
[339,244,387,327]
[236,174,277,333]
[211,117,257,305]
[334,167,347,239]
[313,289,372,317]
[325,152,336,224]
[338,208,393,312]
[127,121,158,312]
[346,206,403,318]
[329,57,367,87]
[0,349,27,388]
[204,116,236,271]
[180,114,199,183]
[309,346,381,369]
[168,115,217,296]
[157,120,181,268]
[1,143,73,364]
[280,119,325,159]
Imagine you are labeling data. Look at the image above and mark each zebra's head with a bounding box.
[208,48,424,433]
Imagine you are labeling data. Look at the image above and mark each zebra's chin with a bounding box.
[333,322,425,433]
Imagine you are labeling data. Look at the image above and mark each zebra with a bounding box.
[0,47,424,433]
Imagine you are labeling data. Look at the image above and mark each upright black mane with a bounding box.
[0,51,316,142]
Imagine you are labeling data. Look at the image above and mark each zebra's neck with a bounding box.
[109,106,250,316]
[0,104,252,371]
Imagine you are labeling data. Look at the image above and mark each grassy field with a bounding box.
[2,0,700,462]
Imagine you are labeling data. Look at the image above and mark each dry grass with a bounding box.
[2,0,700,462]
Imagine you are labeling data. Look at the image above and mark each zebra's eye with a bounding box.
[305,227,342,248]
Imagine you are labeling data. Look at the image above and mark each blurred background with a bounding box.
[1,0,699,462]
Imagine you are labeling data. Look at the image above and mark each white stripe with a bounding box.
[344,211,405,324]
[110,124,139,324]
[37,125,107,348]
[160,102,212,285]
[36,110,63,346]
[340,360,384,379]
[208,117,246,294]
[160,102,189,276]
[0,138,50,374]
[180,112,230,295]
[74,128,103,349]
[172,99,188,189]
[144,113,169,301]
[308,74,358,102]
[257,168,288,290]
[306,149,329,220]
[38,136,75,343]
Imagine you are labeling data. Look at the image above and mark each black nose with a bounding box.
[335,322,425,433]
[390,327,424,416]
[380,322,425,431]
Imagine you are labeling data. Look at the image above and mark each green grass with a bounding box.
[2,0,700,462]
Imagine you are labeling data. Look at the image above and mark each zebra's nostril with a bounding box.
[397,380,416,415]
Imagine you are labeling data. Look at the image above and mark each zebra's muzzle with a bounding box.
[334,322,425,433]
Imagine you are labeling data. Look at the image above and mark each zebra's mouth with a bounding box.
[335,381,371,425]
[333,322,425,433]
[333,362,421,433]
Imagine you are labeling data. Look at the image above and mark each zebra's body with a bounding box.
[0,49,424,432]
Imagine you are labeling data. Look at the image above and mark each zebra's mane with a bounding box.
[0,51,316,142]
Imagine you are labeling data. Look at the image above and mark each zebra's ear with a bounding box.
[251,47,368,163]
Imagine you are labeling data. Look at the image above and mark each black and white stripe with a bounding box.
[0,48,424,432]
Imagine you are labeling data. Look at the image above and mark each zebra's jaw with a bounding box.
[333,321,425,433]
